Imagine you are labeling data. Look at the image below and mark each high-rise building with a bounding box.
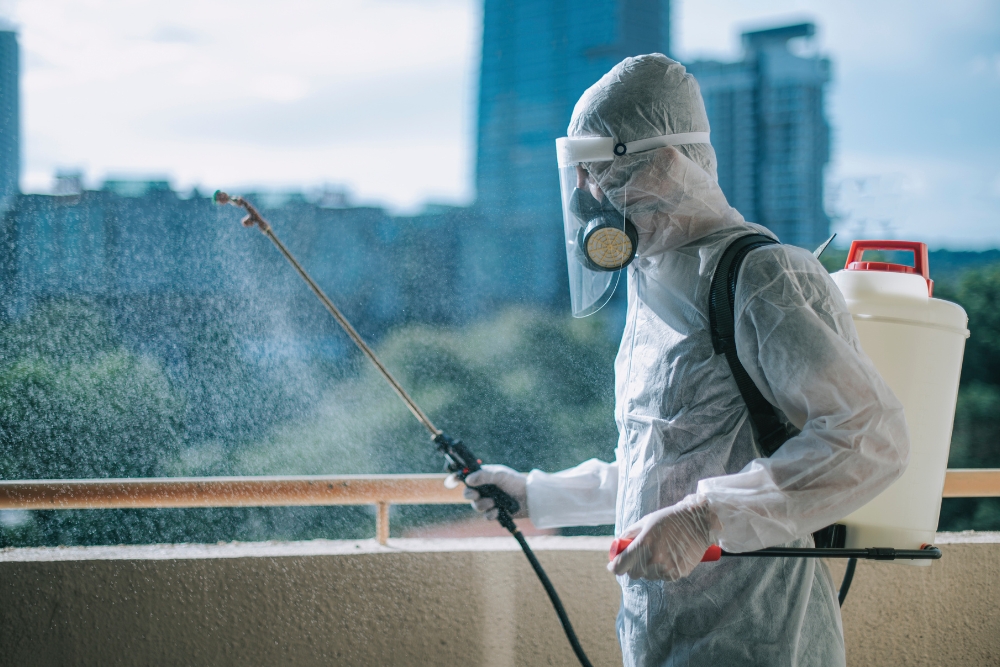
[472,0,672,308]
[0,27,18,206]
[686,23,831,248]
[476,0,673,221]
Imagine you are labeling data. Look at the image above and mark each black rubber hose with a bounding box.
[497,510,594,667]
[838,557,857,607]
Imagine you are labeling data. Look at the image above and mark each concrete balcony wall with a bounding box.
[1,533,998,667]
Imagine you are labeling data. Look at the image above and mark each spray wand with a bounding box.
[215,191,595,667]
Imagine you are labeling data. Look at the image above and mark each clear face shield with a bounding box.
[556,137,636,317]
[555,132,711,317]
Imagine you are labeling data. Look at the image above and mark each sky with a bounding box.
[2,0,999,247]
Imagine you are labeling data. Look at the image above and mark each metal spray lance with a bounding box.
[215,190,596,667]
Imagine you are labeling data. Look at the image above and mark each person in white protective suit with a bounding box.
[458,54,910,666]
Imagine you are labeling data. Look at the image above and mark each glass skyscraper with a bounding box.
[471,0,671,308]
[0,27,19,208]
[687,24,831,248]
[476,0,672,221]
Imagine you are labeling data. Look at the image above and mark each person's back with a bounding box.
[459,54,909,666]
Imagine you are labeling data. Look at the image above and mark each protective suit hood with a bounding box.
[568,54,744,257]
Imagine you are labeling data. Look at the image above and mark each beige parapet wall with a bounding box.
[1,534,998,667]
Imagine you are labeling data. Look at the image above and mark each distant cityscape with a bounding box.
[1,1,834,348]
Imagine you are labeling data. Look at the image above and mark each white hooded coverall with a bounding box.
[525,55,910,667]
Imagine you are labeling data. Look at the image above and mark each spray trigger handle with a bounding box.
[609,539,722,563]
[434,432,521,517]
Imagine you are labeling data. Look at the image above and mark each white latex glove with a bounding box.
[446,464,528,520]
[608,493,716,581]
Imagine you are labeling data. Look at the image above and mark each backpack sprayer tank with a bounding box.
[831,241,969,565]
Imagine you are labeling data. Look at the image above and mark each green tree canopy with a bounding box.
[200,308,620,478]
[0,300,184,479]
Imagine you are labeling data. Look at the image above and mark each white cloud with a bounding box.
[830,152,1000,248]
[12,0,479,209]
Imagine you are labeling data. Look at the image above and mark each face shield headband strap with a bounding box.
[556,131,711,167]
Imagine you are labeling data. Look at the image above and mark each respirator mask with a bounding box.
[555,132,711,317]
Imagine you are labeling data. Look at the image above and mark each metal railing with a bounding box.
[0,474,464,545]
[1,469,998,545]
[942,468,1000,498]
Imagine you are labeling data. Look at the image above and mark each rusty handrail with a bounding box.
[1,470,998,545]
[0,474,467,544]
[2,470,998,511]
[941,469,1000,498]
[0,474,464,510]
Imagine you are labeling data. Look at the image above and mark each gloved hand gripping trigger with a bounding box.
[434,432,521,522]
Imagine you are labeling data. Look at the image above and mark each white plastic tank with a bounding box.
[830,240,969,565]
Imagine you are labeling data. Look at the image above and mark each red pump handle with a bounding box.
[609,538,723,563]
[845,240,933,296]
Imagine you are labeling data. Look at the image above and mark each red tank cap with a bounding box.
[845,240,933,296]
[847,261,917,274]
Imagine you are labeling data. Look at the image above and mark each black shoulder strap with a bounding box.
[709,233,799,457]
